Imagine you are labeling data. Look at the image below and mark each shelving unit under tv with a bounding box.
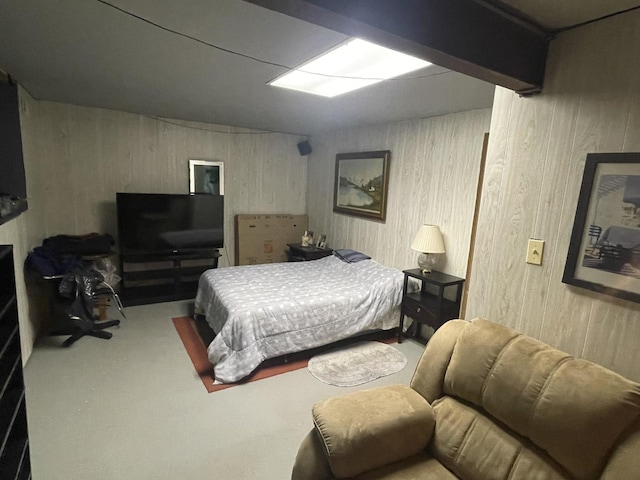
[119,249,220,306]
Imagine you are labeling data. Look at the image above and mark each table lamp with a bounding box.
[411,224,445,274]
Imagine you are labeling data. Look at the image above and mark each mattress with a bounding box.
[194,255,404,383]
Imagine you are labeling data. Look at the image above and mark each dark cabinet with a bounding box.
[119,250,220,306]
[0,245,31,479]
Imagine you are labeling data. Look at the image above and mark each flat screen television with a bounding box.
[116,193,224,255]
[0,81,28,223]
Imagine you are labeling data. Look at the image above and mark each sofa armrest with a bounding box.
[292,429,335,480]
[600,420,640,479]
[311,385,435,478]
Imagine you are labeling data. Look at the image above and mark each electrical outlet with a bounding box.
[526,239,544,265]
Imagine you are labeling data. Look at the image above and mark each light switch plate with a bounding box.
[526,239,544,265]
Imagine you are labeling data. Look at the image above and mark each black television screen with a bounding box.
[0,81,28,223]
[117,193,224,255]
[0,82,26,199]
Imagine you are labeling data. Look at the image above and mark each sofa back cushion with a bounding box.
[431,396,571,479]
[441,319,640,480]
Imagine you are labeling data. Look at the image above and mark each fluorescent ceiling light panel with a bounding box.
[270,38,431,97]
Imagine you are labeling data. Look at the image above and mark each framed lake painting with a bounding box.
[563,152,640,304]
[333,150,390,222]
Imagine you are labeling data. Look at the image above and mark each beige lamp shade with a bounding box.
[411,225,445,254]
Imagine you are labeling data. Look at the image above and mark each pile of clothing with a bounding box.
[25,232,115,277]
[25,232,124,346]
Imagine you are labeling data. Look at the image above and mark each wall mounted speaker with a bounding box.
[297,140,312,156]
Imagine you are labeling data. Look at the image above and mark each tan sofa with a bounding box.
[292,318,640,479]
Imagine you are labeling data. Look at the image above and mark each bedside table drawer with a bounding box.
[303,250,333,260]
[402,296,436,324]
[286,243,333,261]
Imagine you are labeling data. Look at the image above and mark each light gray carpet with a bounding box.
[24,301,425,480]
[308,341,407,387]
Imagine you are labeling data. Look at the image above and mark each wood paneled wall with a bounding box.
[18,94,308,269]
[306,109,491,277]
[14,92,307,359]
[466,10,640,381]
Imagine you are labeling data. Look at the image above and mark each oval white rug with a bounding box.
[308,341,407,387]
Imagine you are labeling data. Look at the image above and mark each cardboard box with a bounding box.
[235,214,308,265]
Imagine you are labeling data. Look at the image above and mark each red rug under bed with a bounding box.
[173,316,397,393]
[172,316,309,393]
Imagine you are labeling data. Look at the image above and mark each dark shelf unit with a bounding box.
[0,245,31,479]
[119,249,221,306]
[399,269,465,343]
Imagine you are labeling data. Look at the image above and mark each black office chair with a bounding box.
[58,267,125,347]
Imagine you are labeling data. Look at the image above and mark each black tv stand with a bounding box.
[119,249,220,306]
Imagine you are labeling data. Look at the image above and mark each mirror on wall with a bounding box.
[189,159,224,195]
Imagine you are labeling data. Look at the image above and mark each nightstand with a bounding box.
[398,269,465,343]
[287,243,333,262]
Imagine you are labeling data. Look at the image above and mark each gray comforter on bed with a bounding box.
[194,255,404,383]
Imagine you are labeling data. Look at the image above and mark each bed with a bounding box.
[194,253,404,383]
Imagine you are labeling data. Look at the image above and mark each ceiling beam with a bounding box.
[244,0,549,95]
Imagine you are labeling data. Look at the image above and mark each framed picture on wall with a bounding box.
[189,159,224,195]
[333,150,390,222]
[562,152,640,304]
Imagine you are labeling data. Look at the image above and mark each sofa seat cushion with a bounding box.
[431,397,571,480]
[312,385,435,478]
[355,454,458,479]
